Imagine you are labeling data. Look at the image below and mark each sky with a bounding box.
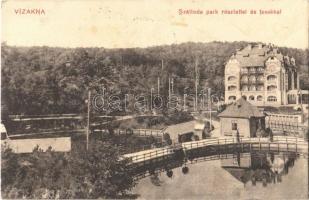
[1,0,308,49]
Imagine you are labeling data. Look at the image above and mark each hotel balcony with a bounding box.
[248,79,256,84]
[256,79,264,84]
[241,79,248,84]
[240,70,249,74]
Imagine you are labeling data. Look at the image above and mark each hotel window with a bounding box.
[228,85,237,91]
[257,75,264,81]
[249,95,255,101]
[228,76,237,81]
[249,75,256,82]
[257,95,263,101]
[267,75,277,81]
[267,85,277,91]
[228,96,236,100]
[232,120,238,130]
[241,85,248,91]
[249,86,256,91]
[267,96,277,102]
[241,75,248,82]
[257,85,264,91]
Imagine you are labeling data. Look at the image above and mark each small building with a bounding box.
[218,98,265,137]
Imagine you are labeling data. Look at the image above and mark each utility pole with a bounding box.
[168,76,171,102]
[150,87,154,111]
[157,77,160,95]
[208,88,212,130]
[158,59,163,95]
[161,59,164,71]
[183,94,187,111]
[195,58,199,112]
[171,77,174,94]
[86,90,91,151]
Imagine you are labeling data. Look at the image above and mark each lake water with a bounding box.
[133,153,308,199]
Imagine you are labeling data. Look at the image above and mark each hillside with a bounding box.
[1,41,308,115]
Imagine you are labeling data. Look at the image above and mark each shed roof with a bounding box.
[194,122,205,130]
[218,98,265,118]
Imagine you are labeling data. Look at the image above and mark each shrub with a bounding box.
[1,141,135,199]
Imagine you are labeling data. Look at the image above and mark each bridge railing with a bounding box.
[123,136,308,164]
[182,136,308,150]
[123,146,175,163]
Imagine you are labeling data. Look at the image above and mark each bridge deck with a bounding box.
[122,136,308,164]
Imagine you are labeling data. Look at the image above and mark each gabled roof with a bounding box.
[218,98,265,118]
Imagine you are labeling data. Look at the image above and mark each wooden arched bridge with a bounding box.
[122,136,308,164]
[121,136,307,180]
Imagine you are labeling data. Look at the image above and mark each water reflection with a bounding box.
[134,152,307,199]
[221,152,297,187]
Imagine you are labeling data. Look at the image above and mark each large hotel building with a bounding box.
[224,43,302,107]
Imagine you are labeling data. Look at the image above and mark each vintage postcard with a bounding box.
[1,0,308,199]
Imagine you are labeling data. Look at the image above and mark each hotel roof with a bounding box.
[232,44,292,68]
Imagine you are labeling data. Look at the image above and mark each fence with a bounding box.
[267,121,306,135]
[93,128,164,138]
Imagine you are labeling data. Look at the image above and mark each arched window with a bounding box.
[242,96,247,100]
[249,86,256,91]
[267,85,277,91]
[267,96,277,102]
[257,85,264,91]
[249,95,255,101]
[228,96,236,101]
[228,85,237,91]
[241,85,248,91]
[249,75,256,82]
[267,75,277,81]
[228,76,237,81]
[257,75,264,81]
[241,75,248,82]
[257,95,263,101]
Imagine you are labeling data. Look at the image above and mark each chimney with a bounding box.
[247,44,252,50]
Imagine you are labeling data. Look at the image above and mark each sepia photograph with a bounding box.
[1,0,308,199]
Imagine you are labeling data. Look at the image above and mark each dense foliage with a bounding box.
[1,140,135,199]
[2,41,308,116]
